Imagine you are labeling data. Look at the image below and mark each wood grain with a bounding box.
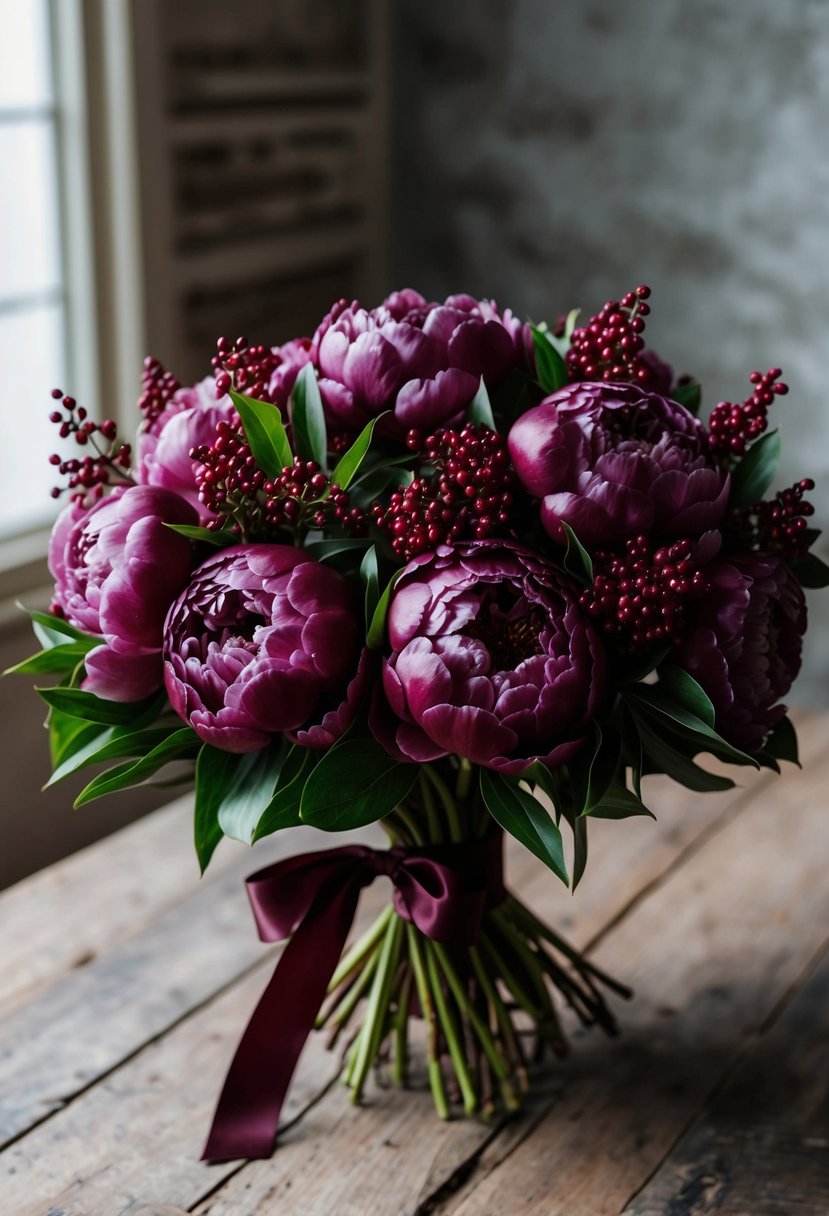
[0,713,824,1215]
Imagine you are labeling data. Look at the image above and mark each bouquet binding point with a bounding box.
[10,284,824,1160]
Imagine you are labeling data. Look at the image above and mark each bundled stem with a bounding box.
[315,759,629,1119]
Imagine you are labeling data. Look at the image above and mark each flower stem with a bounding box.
[423,940,478,1115]
[424,765,463,842]
[456,757,473,802]
[406,924,449,1118]
[419,770,443,843]
[323,948,381,1043]
[347,914,403,1102]
[327,906,393,994]
[392,802,425,846]
[432,943,520,1111]
[393,968,412,1086]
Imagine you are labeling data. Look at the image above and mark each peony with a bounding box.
[49,485,197,701]
[163,545,362,753]
[314,289,531,435]
[378,540,606,775]
[508,381,729,548]
[137,376,234,522]
[675,554,806,752]
[267,336,316,406]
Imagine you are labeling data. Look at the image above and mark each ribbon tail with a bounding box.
[202,876,362,1162]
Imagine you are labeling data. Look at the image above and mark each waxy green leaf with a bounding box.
[300,736,418,831]
[291,363,328,470]
[331,414,386,489]
[37,686,164,727]
[231,387,292,477]
[480,769,568,885]
[532,326,568,394]
[74,728,200,809]
[468,377,496,429]
[729,428,781,508]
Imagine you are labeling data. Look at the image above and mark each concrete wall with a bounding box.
[393,0,829,702]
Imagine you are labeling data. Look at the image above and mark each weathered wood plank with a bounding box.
[0,821,387,1148]
[0,715,820,1215]
[621,947,829,1215]
[0,793,224,1018]
[430,749,829,1215]
[0,759,771,1214]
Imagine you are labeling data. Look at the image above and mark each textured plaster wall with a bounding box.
[393,0,829,703]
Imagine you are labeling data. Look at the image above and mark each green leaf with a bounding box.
[304,537,373,562]
[468,378,496,429]
[193,745,227,874]
[763,714,800,766]
[572,815,588,892]
[300,736,418,831]
[47,724,189,786]
[74,728,199,809]
[563,308,580,342]
[366,568,403,649]
[631,714,735,792]
[253,746,316,842]
[49,712,107,771]
[584,781,655,820]
[561,522,594,583]
[360,545,380,624]
[37,686,163,727]
[6,640,93,676]
[790,551,829,589]
[19,605,98,649]
[231,387,292,477]
[671,380,702,416]
[729,428,781,508]
[626,685,758,768]
[480,769,568,885]
[164,523,237,547]
[657,665,716,728]
[217,743,288,844]
[330,414,385,489]
[291,364,328,470]
[584,723,622,814]
[532,326,568,394]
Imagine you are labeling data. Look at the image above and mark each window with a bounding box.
[0,0,68,542]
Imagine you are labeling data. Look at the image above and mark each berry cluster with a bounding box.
[580,536,708,654]
[192,419,365,538]
[48,391,132,502]
[137,356,181,427]
[731,479,816,558]
[212,336,282,402]
[566,285,656,386]
[372,424,515,561]
[708,368,788,458]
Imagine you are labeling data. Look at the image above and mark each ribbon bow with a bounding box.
[202,835,505,1162]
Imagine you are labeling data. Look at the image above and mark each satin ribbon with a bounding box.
[202,834,505,1162]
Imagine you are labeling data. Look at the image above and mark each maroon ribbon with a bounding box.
[202,834,505,1162]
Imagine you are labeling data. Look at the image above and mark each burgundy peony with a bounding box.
[508,381,729,548]
[313,289,531,434]
[163,545,362,753]
[137,376,235,522]
[49,484,197,701]
[378,541,606,775]
[675,554,806,752]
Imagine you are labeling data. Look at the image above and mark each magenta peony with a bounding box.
[378,540,606,775]
[675,554,806,751]
[508,381,729,548]
[163,545,362,753]
[314,289,531,434]
[49,484,197,701]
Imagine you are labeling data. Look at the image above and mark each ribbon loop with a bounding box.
[202,833,504,1163]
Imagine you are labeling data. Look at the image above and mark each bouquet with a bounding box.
[11,285,826,1162]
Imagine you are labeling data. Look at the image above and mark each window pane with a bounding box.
[0,304,66,540]
[0,0,52,108]
[0,120,62,300]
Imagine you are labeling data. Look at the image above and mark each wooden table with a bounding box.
[2,711,828,1216]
